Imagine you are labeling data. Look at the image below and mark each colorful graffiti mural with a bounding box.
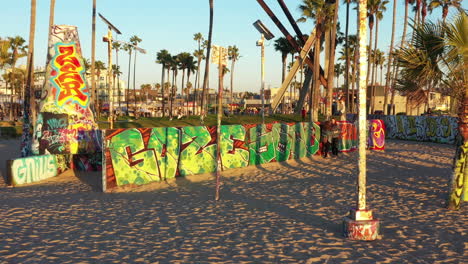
[31,25,99,155]
[8,154,70,186]
[448,141,468,209]
[103,122,382,190]
[368,119,385,150]
[368,115,458,144]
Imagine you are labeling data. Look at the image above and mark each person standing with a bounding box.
[330,118,341,156]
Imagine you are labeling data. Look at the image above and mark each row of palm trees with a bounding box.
[269,0,464,118]
[0,36,28,120]
[155,33,240,118]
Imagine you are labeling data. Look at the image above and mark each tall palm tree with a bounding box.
[23,0,37,155]
[201,0,214,119]
[123,43,133,113]
[193,49,205,114]
[298,0,334,121]
[94,60,106,111]
[383,0,398,114]
[112,42,122,110]
[428,0,464,23]
[228,45,240,112]
[8,36,27,120]
[130,35,142,110]
[46,0,55,65]
[177,52,192,114]
[443,12,467,209]
[112,64,122,109]
[91,0,97,113]
[369,0,388,114]
[274,37,293,83]
[325,0,340,118]
[193,32,205,115]
[156,49,171,117]
[185,56,197,115]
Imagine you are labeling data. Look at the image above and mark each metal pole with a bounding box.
[261,34,265,125]
[107,28,114,129]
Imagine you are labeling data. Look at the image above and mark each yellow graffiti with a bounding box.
[448,141,467,209]
[51,44,89,107]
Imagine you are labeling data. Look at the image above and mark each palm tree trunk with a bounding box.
[46,0,55,65]
[383,0,397,115]
[366,25,374,92]
[133,51,137,111]
[345,0,350,110]
[447,55,468,209]
[326,0,339,119]
[91,0,97,116]
[201,0,214,118]
[24,0,37,140]
[230,59,235,113]
[370,19,380,114]
[126,50,132,114]
[312,24,322,121]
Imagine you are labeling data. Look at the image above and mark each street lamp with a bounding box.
[253,20,274,124]
[99,13,121,129]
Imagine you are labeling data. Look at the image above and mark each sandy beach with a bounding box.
[0,139,466,263]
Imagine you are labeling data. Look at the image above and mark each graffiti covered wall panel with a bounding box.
[104,121,380,189]
[382,115,458,144]
[9,155,70,186]
[32,25,99,155]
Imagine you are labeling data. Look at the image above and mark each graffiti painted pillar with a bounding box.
[32,25,98,155]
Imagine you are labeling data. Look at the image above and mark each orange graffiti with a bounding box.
[52,44,89,107]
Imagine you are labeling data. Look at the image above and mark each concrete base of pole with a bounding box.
[343,208,381,241]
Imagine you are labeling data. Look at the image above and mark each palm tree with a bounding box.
[334,63,344,89]
[442,12,467,209]
[396,20,445,112]
[112,64,122,109]
[274,37,293,83]
[46,0,55,64]
[201,0,214,119]
[123,43,133,113]
[112,42,122,110]
[227,45,240,113]
[298,0,334,121]
[185,56,197,115]
[383,0,398,114]
[91,0,97,113]
[428,0,464,23]
[368,0,388,113]
[325,0,340,118]
[8,36,27,120]
[94,60,106,112]
[193,33,205,115]
[156,49,171,117]
[130,35,142,110]
[177,52,192,114]
[23,0,37,153]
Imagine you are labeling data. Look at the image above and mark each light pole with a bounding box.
[99,13,121,129]
[253,20,274,125]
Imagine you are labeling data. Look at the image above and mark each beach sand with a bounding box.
[0,139,466,263]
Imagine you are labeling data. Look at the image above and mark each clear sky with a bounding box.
[2,0,467,92]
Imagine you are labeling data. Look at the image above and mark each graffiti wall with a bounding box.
[31,25,99,155]
[367,115,458,144]
[8,155,70,186]
[103,122,382,190]
[368,119,385,151]
[104,123,321,189]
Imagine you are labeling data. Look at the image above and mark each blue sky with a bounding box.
[2,0,467,92]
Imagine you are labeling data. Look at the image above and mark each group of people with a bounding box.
[320,118,340,158]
